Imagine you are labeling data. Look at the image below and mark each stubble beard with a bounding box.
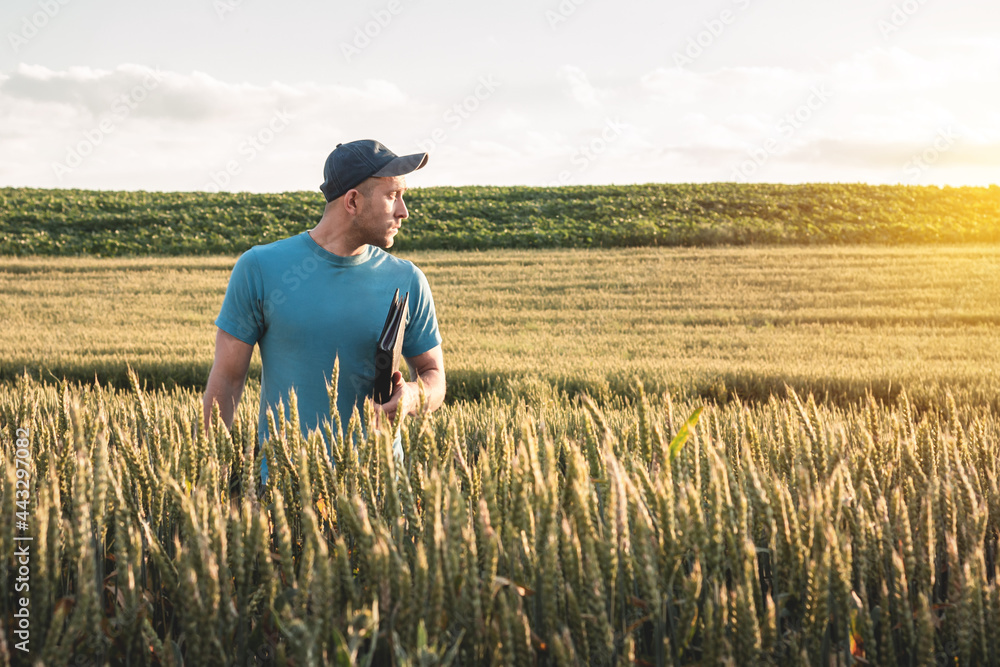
[355,205,394,250]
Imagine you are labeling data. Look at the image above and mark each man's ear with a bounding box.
[342,188,363,215]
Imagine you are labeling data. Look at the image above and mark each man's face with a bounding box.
[353,176,409,249]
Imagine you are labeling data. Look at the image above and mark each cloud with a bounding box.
[625,45,1000,184]
[0,64,413,122]
[558,65,603,109]
[0,46,997,191]
[0,64,426,192]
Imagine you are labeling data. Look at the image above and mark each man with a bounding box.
[203,139,446,477]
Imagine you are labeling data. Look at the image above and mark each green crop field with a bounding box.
[2,183,998,255]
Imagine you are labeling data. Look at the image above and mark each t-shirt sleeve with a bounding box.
[402,266,442,358]
[215,249,265,345]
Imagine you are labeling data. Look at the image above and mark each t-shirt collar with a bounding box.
[301,231,375,266]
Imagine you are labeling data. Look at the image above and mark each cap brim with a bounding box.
[372,152,428,178]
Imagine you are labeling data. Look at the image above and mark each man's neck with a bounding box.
[308,224,366,257]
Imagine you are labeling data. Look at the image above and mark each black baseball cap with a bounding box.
[320,140,428,202]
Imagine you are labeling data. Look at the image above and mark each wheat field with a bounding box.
[2,246,1000,407]
[2,245,999,665]
[1,367,998,665]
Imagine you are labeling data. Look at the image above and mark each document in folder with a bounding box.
[373,289,409,404]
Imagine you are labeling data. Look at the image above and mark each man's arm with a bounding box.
[203,328,254,433]
[377,344,445,422]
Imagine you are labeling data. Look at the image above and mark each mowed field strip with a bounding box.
[1,245,999,405]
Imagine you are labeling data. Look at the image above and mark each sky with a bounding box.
[1,0,998,193]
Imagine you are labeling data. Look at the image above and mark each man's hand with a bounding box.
[374,345,446,424]
[375,371,420,424]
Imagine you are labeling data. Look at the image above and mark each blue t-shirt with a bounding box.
[215,231,442,453]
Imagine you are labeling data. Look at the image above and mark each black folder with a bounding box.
[373,289,409,404]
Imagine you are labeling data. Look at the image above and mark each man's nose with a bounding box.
[397,197,409,219]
